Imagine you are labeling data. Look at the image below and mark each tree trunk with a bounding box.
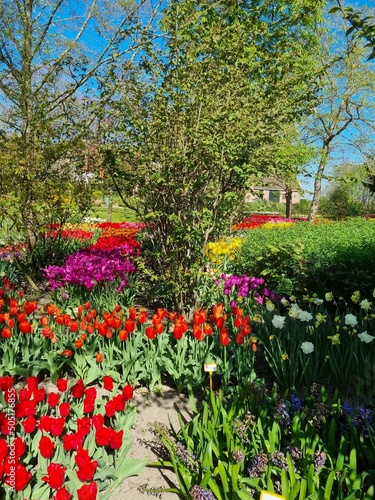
[285,187,292,218]
[308,143,329,221]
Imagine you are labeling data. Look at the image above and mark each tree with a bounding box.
[332,0,375,60]
[99,0,325,312]
[302,12,375,221]
[0,0,155,251]
[319,161,375,218]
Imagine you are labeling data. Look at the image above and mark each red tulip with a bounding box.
[39,435,55,459]
[42,463,67,490]
[77,481,98,500]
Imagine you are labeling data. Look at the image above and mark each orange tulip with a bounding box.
[112,317,121,329]
[61,350,73,357]
[97,323,108,337]
[42,326,53,338]
[125,319,135,334]
[203,323,213,336]
[138,310,148,324]
[24,301,37,315]
[40,315,49,326]
[75,339,84,349]
[1,327,12,339]
[118,329,128,341]
[212,303,225,319]
[145,326,156,339]
[193,309,206,326]
[128,306,137,320]
[17,312,26,323]
[193,325,205,342]
[46,303,57,315]
[95,353,104,363]
[69,321,79,333]
[19,320,32,334]
[86,324,95,335]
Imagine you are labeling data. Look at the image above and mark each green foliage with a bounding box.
[242,201,286,217]
[319,162,375,219]
[255,240,306,296]
[99,0,324,312]
[23,230,90,282]
[235,218,375,300]
[0,0,149,254]
[331,2,375,60]
[149,387,375,499]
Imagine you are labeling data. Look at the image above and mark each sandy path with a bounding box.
[110,386,194,499]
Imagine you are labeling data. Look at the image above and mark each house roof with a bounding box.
[251,176,303,192]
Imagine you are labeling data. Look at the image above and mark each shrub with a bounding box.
[235,218,375,300]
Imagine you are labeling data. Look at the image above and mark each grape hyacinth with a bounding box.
[270,451,287,469]
[274,398,291,430]
[313,450,327,472]
[353,407,374,430]
[232,449,245,464]
[248,451,268,477]
[233,412,255,444]
[190,485,215,500]
[284,446,303,465]
[290,394,303,414]
[175,442,200,474]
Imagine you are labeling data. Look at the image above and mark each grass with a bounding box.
[87,204,138,223]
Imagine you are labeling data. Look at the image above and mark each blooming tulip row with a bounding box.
[0,375,138,499]
[43,247,136,292]
[232,214,301,231]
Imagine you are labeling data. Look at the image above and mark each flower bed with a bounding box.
[1,216,375,499]
[0,375,143,499]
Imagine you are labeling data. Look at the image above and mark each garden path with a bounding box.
[110,385,193,499]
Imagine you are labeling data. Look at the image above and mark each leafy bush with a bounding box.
[235,218,375,300]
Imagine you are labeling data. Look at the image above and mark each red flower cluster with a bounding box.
[233,214,298,231]
[90,221,145,255]
[45,229,94,241]
[1,281,259,373]
[0,375,134,497]
[0,292,38,339]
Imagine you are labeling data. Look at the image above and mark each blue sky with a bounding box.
[298,0,375,199]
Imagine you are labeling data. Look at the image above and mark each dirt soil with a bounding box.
[110,385,194,500]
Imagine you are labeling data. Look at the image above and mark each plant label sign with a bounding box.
[203,363,217,372]
[260,492,286,500]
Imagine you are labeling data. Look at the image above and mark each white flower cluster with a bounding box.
[288,303,313,322]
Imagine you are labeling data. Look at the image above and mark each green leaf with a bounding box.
[323,470,335,500]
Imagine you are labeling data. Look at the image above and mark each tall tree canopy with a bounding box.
[0,0,155,247]
[99,0,325,311]
[301,11,375,221]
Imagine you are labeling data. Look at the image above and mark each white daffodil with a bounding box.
[298,310,313,322]
[325,292,333,302]
[301,341,314,354]
[313,298,324,305]
[288,303,301,319]
[358,331,375,343]
[351,291,361,304]
[360,299,372,311]
[344,313,358,327]
[272,315,286,329]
